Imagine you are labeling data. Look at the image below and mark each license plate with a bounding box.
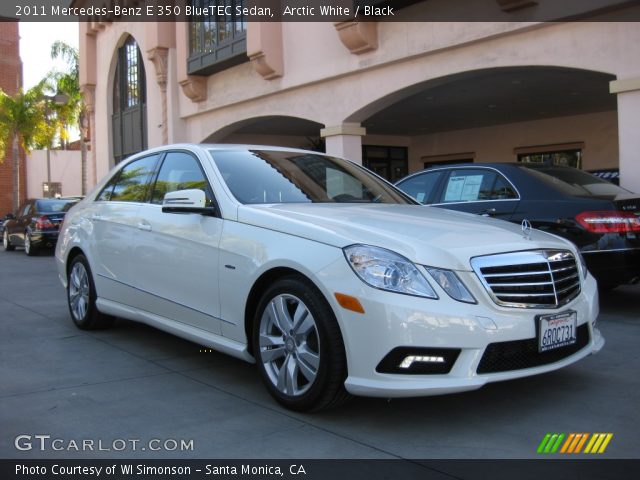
[538,311,577,353]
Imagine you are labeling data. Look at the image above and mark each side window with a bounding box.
[397,171,442,204]
[21,204,32,217]
[490,175,518,200]
[96,175,119,202]
[440,169,497,203]
[150,152,213,206]
[109,155,159,203]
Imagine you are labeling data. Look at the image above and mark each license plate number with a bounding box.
[538,311,577,353]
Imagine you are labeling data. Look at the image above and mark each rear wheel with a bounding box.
[67,254,114,330]
[3,230,15,251]
[253,275,350,411]
[24,232,38,256]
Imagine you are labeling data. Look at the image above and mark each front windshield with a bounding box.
[524,166,629,197]
[209,149,415,205]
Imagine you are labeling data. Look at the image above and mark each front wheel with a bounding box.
[3,230,15,251]
[67,254,114,330]
[253,275,350,411]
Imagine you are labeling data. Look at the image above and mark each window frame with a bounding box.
[395,170,445,205]
[187,0,248,76]
[147,149,220,216]
[514,143,584,170]
[429,167,521,206]
[112,36,148,164]
[362,145,409,183]
[95,154,161,204]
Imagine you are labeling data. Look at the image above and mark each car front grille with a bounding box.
[471,250,581,309]
[476,323,590,374]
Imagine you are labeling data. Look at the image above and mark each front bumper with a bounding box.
[316,260,602,398]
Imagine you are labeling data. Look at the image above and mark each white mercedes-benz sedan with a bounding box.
[56,145,603,411]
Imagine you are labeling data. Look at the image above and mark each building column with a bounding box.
[611,78,640,193]
[320,123,366,164]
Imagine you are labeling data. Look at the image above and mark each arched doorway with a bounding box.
[202,115,324,151]
[346,66,617,180]
[112,35,147,164]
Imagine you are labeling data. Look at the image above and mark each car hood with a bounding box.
[237,203,574,271]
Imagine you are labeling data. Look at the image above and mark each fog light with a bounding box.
[399,355,445,369]
[376,347,460,374]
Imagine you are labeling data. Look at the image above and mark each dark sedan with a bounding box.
[2,198,78,256]
[396,163,640,289]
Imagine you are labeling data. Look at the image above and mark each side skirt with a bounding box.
[95,298,255,363]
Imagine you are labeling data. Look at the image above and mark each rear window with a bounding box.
[524,166,629,196]
[35,200,77,213]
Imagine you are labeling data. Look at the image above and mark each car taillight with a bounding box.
[576,211,640,233]
[35,216,54,230]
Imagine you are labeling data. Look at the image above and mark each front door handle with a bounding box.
[480,208,497,217]
[137,221,152,232]
[91,213,102,221]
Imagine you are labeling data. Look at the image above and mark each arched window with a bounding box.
[112,36,147,163]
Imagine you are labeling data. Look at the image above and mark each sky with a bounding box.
[19,22,80,90]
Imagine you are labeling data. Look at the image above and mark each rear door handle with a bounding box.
[91,213,102,221]
[137,221,152,232]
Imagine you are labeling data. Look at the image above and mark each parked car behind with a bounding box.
[396,164,640,290]
[56,145,602,411]
[0,213,13,237]
[3,198,79,256]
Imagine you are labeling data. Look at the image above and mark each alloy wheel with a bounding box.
[69,261,90,322]
[258,294,320,397]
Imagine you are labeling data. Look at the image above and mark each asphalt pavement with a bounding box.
[1,248,639,460]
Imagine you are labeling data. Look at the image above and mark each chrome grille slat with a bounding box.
[555,283,580,296]
[483,270,551,278]
[551,265,577,273]
[495,292,556,298]
[471,250,581,309]
[555,272,579,284]
[489,281,554,287]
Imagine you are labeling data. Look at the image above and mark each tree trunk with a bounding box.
[11,134,20,212]
[80,109,87,195]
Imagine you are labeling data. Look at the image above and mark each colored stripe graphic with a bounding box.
[537,433,565,454]
[584,433,614,454]
[563,433,588,454]
[560,433,575,453]
[574,433,589,453]
[538,433,613,454]
[537,434,552,454]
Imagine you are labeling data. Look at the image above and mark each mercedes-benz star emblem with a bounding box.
[522,219,532,240]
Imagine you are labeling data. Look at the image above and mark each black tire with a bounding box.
[3,230,15,251]
[252,275,351,412]
[67,254,114,330]
[24,232,38,256]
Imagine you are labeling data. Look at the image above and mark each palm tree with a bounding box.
[49,41,86,194]
[0,83,50,211]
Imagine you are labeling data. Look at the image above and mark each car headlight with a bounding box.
[426,267,477,304]
[344,245,438,299]
[577,251,588,279]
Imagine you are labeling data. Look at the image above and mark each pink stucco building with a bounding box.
[73,0,640,193]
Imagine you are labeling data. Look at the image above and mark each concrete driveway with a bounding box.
[1,248,638,459]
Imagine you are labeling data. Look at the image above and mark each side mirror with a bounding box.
[162,189,216,216]
[4,213,15,220]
